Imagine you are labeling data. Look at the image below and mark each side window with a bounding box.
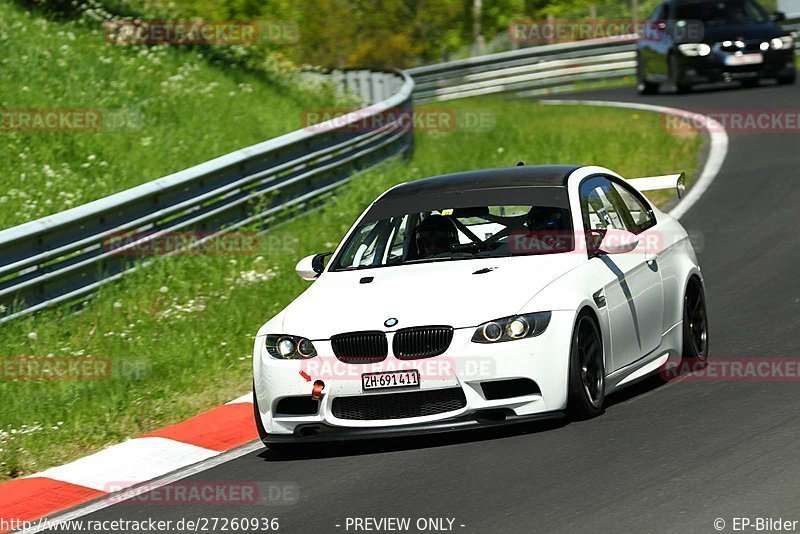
[339,220,392,268]
[579,176,629,232]
[611,182,656,234]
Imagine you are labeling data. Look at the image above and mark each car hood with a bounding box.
[280,255,583,339]
[688,23,785,43]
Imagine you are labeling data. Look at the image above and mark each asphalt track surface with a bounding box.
[51,83,800,534]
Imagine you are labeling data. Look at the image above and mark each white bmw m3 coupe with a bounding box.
[253,165,708,446]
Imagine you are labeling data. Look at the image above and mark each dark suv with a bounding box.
[636,0,796,93]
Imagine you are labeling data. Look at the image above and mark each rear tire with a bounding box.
[682,278,709,365]
[741,78,760,88]
[777,73,796,85]
[567,312,605,420]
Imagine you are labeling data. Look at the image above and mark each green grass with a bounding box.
[0,0,341,230]
[0,97,703,481]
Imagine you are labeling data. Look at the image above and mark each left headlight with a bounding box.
[265,334,317,359]
[678,43,711,57]
[771,36,794,50]
[471,312,552,344]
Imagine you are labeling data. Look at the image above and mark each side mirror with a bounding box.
[598,229,639,255]
[772,11,786,22]
[588,229,639,256]
[295,252,332,281]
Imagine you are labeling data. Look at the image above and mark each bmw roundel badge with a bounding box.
[384,318,398,327]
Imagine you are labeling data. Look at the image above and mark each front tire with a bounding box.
[252,383,269,444]
[637,57,660,95]
[682,278,709,364]
[567,312,605,420]
[669,54,691,94]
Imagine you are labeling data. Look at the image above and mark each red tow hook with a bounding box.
[311,380,325,401]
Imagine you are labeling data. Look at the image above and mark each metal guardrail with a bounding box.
[0,70,414,323]
[0,20,797,323]
[408,38,638,102]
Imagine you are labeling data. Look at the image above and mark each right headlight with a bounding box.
[265,334,317,359]
[678,43,711,56]
[471,312,552,344]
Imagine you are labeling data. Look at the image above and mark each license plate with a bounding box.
[725,53,763,66]
[362,370,420,391]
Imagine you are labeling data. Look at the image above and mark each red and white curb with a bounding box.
[0,394,257,530]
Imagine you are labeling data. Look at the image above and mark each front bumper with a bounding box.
[262,409,565,443]
[676,48,796,83]
[253,310,575,440]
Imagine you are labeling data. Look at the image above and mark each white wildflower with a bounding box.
[159,296,207,320]
[227,268,278,286]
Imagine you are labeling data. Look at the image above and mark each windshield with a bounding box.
[673,0,769,26]
[331,203,574,271]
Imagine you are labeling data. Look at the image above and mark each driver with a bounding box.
[525,206,569,251]
[526,206,567,231]
[415,215,460,258]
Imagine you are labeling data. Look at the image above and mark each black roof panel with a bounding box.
[380,165,580,201]
[361,165,579,222]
